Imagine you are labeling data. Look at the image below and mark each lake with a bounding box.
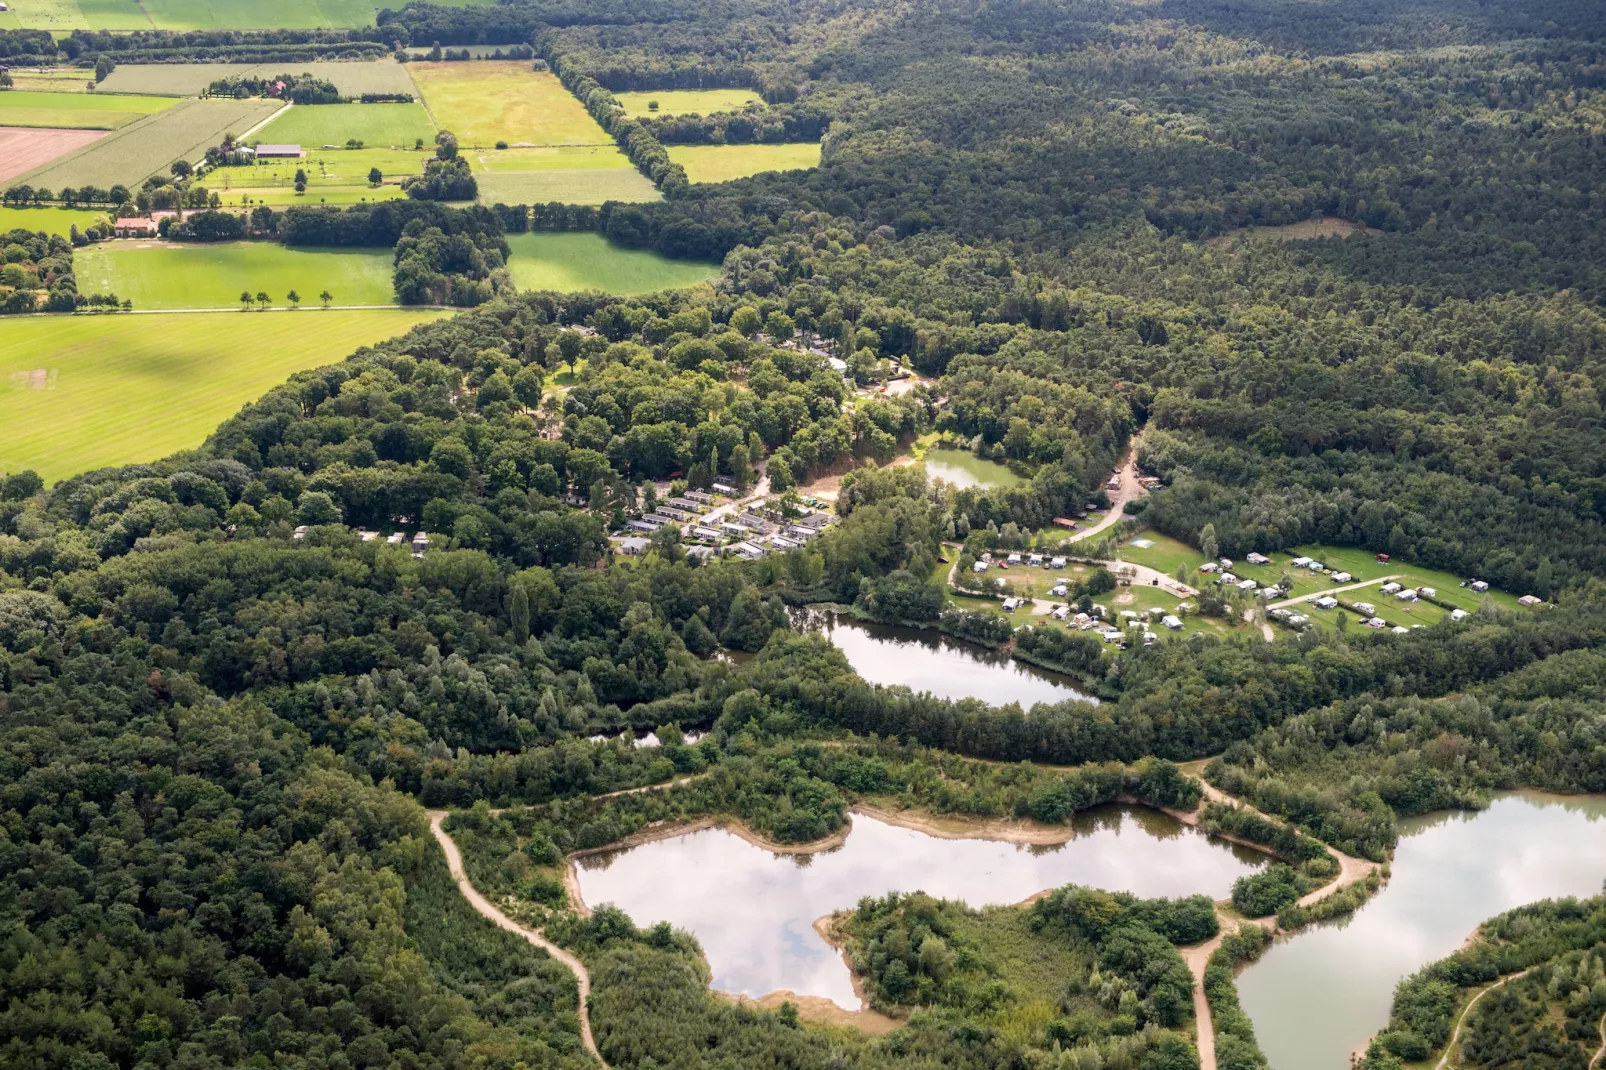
[921,448,1025,489]
[1237,792,1606,1070]
[801,608,1096,707]
[575,806,1266,1008]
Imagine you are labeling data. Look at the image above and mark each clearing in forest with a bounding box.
[72,242,397,310]
[1206,215,1380,245]
[613,88,766,117]
[667,142,822,183]
[506,233,718,294]
[0,309,448,482]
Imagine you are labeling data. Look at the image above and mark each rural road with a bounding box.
[427,811,608,1067]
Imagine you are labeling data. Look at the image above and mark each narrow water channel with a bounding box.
[574,806,1264,1008]
[1237,792,1606,1070]
[800,608,1095,707]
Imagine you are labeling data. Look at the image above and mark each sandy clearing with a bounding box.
[0,126,108,185]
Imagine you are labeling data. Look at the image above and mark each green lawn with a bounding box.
[73,242,397,310]
[505,233,717,294]
[409,62,612,147]
[0,205,112,237]
[0,90,175,130]
[207,186,407,207]
[253,103,437,150]
[8,69,101,93]
[198,147,429,205]
[667,142,822,183]
[0,309,448,482]
[477,169,660,206]
[613,88,766,117]
[1111,530,1205,580]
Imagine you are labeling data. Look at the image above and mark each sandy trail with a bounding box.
[1269,574,1403,609]
[1433,967,1533,1070]
[427,811,608,1067]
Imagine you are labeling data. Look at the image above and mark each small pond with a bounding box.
[575,806,1265,1008]
[921,447,1025,489]
[1237,792,1606,1070]
[803,608,1095,707]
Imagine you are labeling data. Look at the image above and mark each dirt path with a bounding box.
[1066,438,1148,545]
[1178,779,1379,1070]
[427,811,608,1067]
[1590,1007,1605,1070]
[1434,968,1533,1070]
[1269,574,1403,609]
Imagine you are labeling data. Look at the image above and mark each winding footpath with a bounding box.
[427,810,608,1068]
[1591,1008,1606,1070]
[1433,968,1533,1070]
[1176,780,1379,1070]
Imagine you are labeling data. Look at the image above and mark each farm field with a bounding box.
[408,62,611,147]
[6,69,100,93]
[74,242,397,310]
[0,309,448,482]
[474,146,632,171]
[0,0,497,30]
[198,147,427,205]
[612,88,765,117]
[0,90,175,130]
[15,97,284,189]
[0,127,108,185]
[505,233,717,294]
[476,169,659,206]
[253,103,436,150]
[667,142,822,183]
[0,205,112,237]
[97,60,419,98]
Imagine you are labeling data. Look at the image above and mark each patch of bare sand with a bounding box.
[719,913,902,1035]
[1206,215,1379,246]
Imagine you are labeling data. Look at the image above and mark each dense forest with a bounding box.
[7,0,1606,1066]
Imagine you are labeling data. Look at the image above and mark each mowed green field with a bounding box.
[0,90,175,130]
[409,62,612,147]
[74,242,397,309]
[254,103,436,149]
[99,61,418,98]
[667,142,822,183]
[613,88,766,117]
[0,309,448,482]
[506,233,717,294]
[17,97,284,189]
[474,146,632,171]
[0,0,496,30]
[200,147,425,206]
[477,169,659,206]
[0,206,112,237]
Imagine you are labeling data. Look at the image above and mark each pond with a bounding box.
[801,608,1096,707]
[921,447,1025,489]
[574,806,1266,1008]
[1237,792,1606,1070]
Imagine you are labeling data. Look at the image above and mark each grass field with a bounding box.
[74,242,397,309]
[199,147,428,205]
[7,69,99,93]
[474,145,632,171]
[506,233,717,294]
[98,60,419,98]
[16,97,284,189]
[667,142,822,183]
[409,62,612,147]
[0,309,448,482]
[0,0,497,30]
[477,169,660,206]
[253,102,436,149]
[0,205,112,236]
[613,88,765,117]
[0,90,175,130]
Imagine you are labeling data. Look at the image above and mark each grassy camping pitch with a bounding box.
[408,62,612,147]
[506,233,717,294]
[667,142,822,183]
[0,309,447,482]
[73,243,397,310]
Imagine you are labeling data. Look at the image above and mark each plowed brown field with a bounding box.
[0,127,106,185]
